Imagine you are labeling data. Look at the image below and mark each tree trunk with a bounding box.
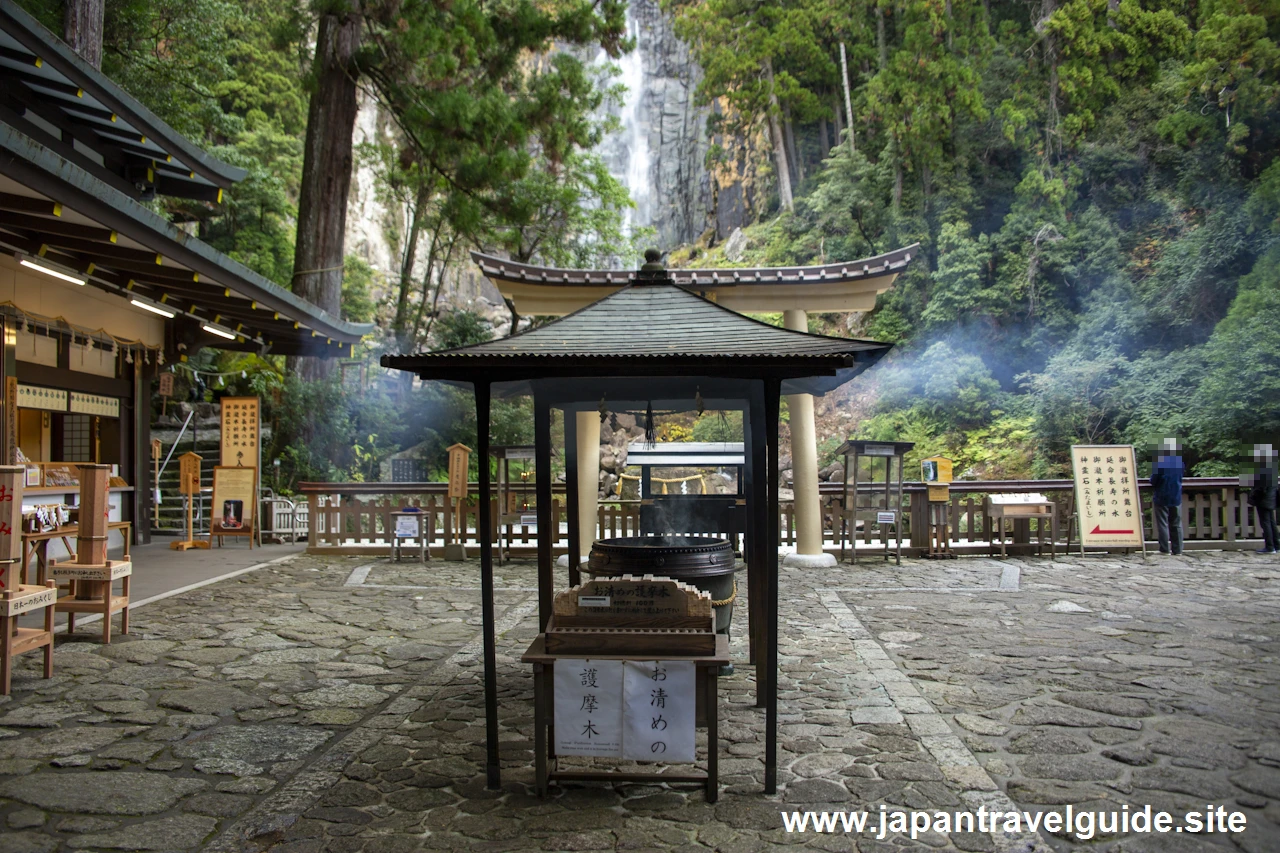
[876,6,888,71]
[892,143,903,217]
[831,93,844,148]
[1039,0,1060,159]
[287,9,362,380]
[763,59,794,212]
[783,113,804,185]
[392,185,429,353]
[64,0,103,68]
[839,42,856,155]
[818,116,829,157]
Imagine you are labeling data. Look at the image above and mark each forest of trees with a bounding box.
[18,0,1280,482]
[669,0,1280,477]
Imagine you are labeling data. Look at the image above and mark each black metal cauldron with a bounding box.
[586,535,738,634]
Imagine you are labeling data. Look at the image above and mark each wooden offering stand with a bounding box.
[524,576,729,800]
[0,465,58,695]
[50,464,131,643]
[171,452,209,551]
[987,493,1057,559]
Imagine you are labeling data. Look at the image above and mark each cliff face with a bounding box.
[342,0,756,318]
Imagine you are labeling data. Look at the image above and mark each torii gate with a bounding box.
[470,244,918,567]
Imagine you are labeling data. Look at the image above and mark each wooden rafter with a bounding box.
[0,102,137,197]
[0,191,58,216]
[0,211,114,242]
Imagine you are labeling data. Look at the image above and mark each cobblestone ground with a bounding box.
[0,549,1275,852]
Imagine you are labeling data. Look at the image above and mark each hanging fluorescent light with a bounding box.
[130,296,176,318]
[15,252,86,285]
[202,323,237,341]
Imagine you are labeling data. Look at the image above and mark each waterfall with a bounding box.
[619,13,653,232]
[595,0,711,249]
[598,8,652,235]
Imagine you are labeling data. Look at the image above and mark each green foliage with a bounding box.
[341,255,379,325]
[692,411,744,442]
[431,310,494,350]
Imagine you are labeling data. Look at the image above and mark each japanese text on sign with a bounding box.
[622,660,695,762]
[552,659,697,762]
[1071,445,1143,548]
[219,397,260,469]
[554,659,623,757]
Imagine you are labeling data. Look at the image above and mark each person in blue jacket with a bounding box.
[1150,438,1184,555]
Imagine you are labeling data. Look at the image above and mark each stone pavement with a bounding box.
[0,549,1275,852]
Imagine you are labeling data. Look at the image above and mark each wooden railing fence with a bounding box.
[297,477,1270,556]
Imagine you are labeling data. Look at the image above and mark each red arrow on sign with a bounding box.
[1090,525,1134,535]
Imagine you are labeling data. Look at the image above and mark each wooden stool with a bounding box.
[49,464,131,644]
[1,581,57,695]
[52,563,131,643]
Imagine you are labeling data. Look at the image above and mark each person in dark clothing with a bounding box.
[1249,444,1278,554]
[1150,438,1184,555]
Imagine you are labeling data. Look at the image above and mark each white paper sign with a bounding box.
[554,659,623,757]
[394,515,421,538]
[622,660,695,763]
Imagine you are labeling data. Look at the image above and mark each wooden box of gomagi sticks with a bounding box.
[545,576,716,656]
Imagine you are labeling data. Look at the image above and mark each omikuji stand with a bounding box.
[0,465,57,695]
[50,464,131,643]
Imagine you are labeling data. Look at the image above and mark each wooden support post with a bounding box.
[475,381,501,789]
[534,390,553,632]
[745,398,765,688]
[763,378,782,796]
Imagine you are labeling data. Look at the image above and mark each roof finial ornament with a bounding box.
[637,248,671,284]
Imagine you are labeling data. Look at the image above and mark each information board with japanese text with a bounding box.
[1071,445,1143,549]
[211,466,256,537]
[447,443,471,500]
[220,397,260,469]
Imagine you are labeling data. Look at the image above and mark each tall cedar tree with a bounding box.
[288,0,627,377]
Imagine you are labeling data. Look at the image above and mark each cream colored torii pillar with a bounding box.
[576,411,601,561]
[782,310,836,568]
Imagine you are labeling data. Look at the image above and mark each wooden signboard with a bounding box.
[178,452,201,496]
[3,377,15,466]
[1071,445,1144,551]
[171,452,208,551]
[447,443,471,500]
[158,372,174,397]
[0,465,21,592]
[921,456,953,502]
[211,465,256,546]
[0,464,57,693]
[220,396,260,469]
